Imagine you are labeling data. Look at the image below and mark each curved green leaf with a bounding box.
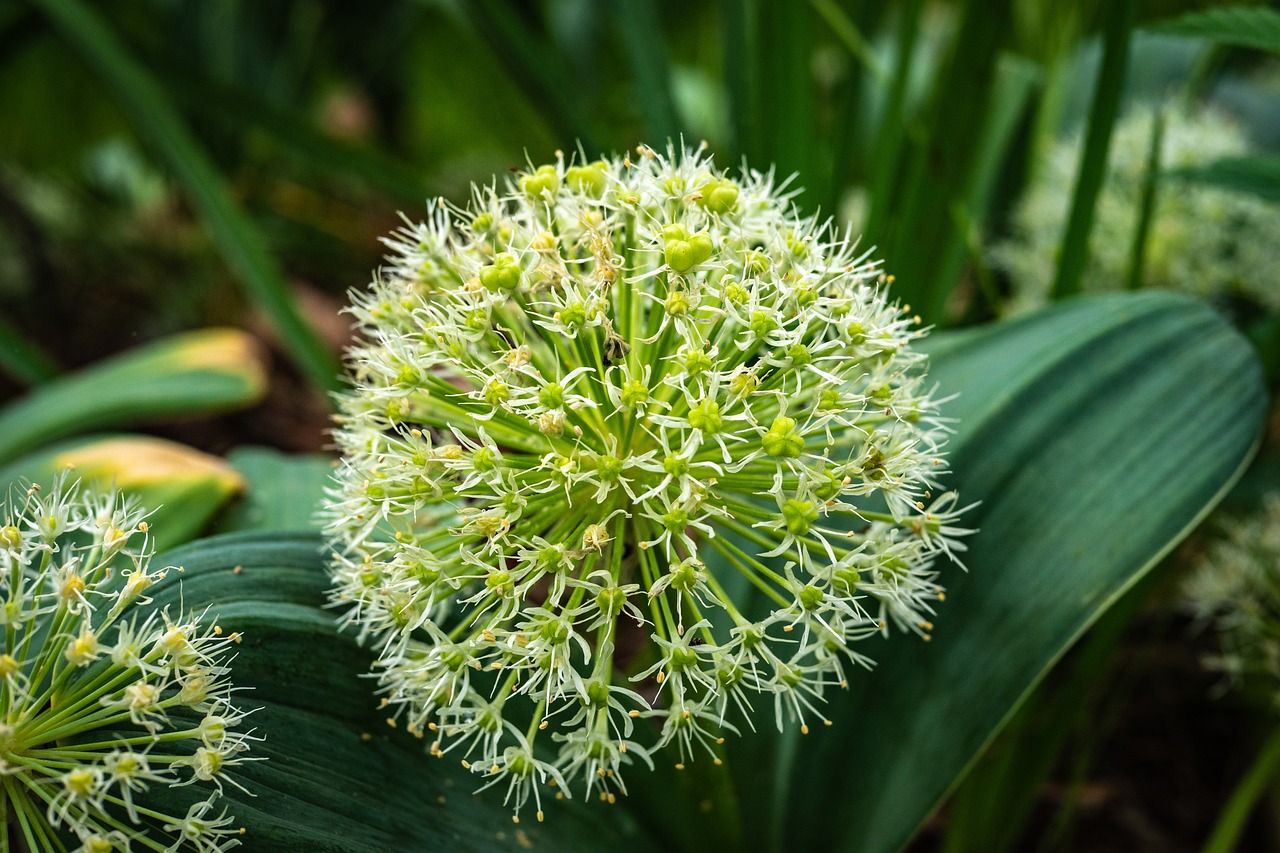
[631,292,1265,852]
[791,292,1265,852]
[0,329,267,465]
[1150,5,1280,55]
[142,533,655,852]
[0,433,244,550]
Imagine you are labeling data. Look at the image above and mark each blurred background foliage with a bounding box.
[2,0,1280,850]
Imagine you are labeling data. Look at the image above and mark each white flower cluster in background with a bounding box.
[326,143,968,821]
[0,478,254,852]
[992,102,1280,313]
[1183,494,1280,702]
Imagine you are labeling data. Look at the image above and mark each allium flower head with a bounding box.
[993,102,1280,313]
[327,143,968,820]
[0,477,254,852]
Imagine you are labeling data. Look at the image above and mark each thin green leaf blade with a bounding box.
[1051,0,1138,299]
[29,0,341,392]
[608,0,683,141]
[0,329,266,465]
[1166,154,1280,204]
[1150,5,1280,55]
[141,532,655,852]
[783,292,1265,853]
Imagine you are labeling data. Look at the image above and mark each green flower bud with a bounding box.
[566,161,609,197]
[665,289,692,316]
[697,178,739,214]
[762,416,805,458]
[479,253,523,292]
[620,378,650,409]
[539,383,566,409]
[683,348,714,377]
[521,164,560,198]
[781,498,819,536]
[688,400,723,434]
[799,584,824,610]
[664,231,714,272]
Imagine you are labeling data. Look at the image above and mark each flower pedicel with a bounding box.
[327,143,970,821]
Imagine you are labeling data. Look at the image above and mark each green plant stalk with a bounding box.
[1050,0,1138,300]
[1125,106,1164,291]
[1203,727,1280,853]
[29,0,340,393]
[609,0,682,142]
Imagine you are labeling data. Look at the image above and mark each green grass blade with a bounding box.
[864,0,923,241]
[0,329,266,465]
[877,0,1014,320]
[1050,0,1138,299]
[461,0,598,149]
[805,292,1264,852]
[1151,5,1280,55]
[809,0,886,81]
[755,0,818,189]
[29,0,340,393]
[1202,726,1280,853]
[720,0,758,162]
[152,61,438,205]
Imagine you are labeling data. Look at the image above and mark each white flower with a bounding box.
[326,142,969,818]
[1183,494,1280,703]
[0,477,253,851]
[993,101,1280,312]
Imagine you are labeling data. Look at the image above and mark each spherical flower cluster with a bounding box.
[992,102,1280,313]
[0,478,255,852]
[326,143,968,820]
[1183,495,1280,703]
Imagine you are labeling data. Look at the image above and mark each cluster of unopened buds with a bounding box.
[327,142,969,821]
[0,477,254,852]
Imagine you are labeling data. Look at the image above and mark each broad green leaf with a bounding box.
[792,292,1264,852]
[141,533,655,852]
[0,329,266,465]
[215,446,334,533]
[632,293,1264,852]
[0,434,244,551]
[1150,5,1280,55]
[1166,155,1280,204]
